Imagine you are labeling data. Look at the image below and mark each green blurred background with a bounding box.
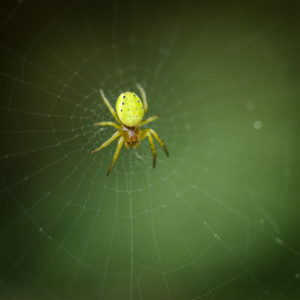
[0,0,299,299]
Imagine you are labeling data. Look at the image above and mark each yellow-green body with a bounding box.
[116,92,144,127]
[91,84,169,175]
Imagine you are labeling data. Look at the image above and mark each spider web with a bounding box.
[0,0,299,299]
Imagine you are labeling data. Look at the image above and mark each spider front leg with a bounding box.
[147,129,169,157]
[140,128,169,168]
[91,131,120,154]
[107,136,124,176]
[147,132,157,168]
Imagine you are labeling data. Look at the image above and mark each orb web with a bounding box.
[0,1,299,299]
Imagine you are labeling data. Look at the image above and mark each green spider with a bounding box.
[91,84,169,175]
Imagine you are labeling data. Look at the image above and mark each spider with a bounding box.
[91,84,169,176]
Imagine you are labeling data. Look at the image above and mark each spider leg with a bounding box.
[136,83,148,113]
[100,89,121,123]
[139,115,158,127]
[107,136,124,176]
[94,121,120,130]
[146,132,157,168]
[147,129,169,157]
[90,131,120,154]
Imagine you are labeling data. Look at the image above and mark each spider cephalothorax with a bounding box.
[122,126,140,148]
[91,84,169,175]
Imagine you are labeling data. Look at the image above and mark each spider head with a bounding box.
[116,91,144,127]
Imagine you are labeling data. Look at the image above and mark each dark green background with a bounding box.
[0,0,299,299]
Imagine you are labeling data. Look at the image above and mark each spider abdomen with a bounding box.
[116,92,144,127]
